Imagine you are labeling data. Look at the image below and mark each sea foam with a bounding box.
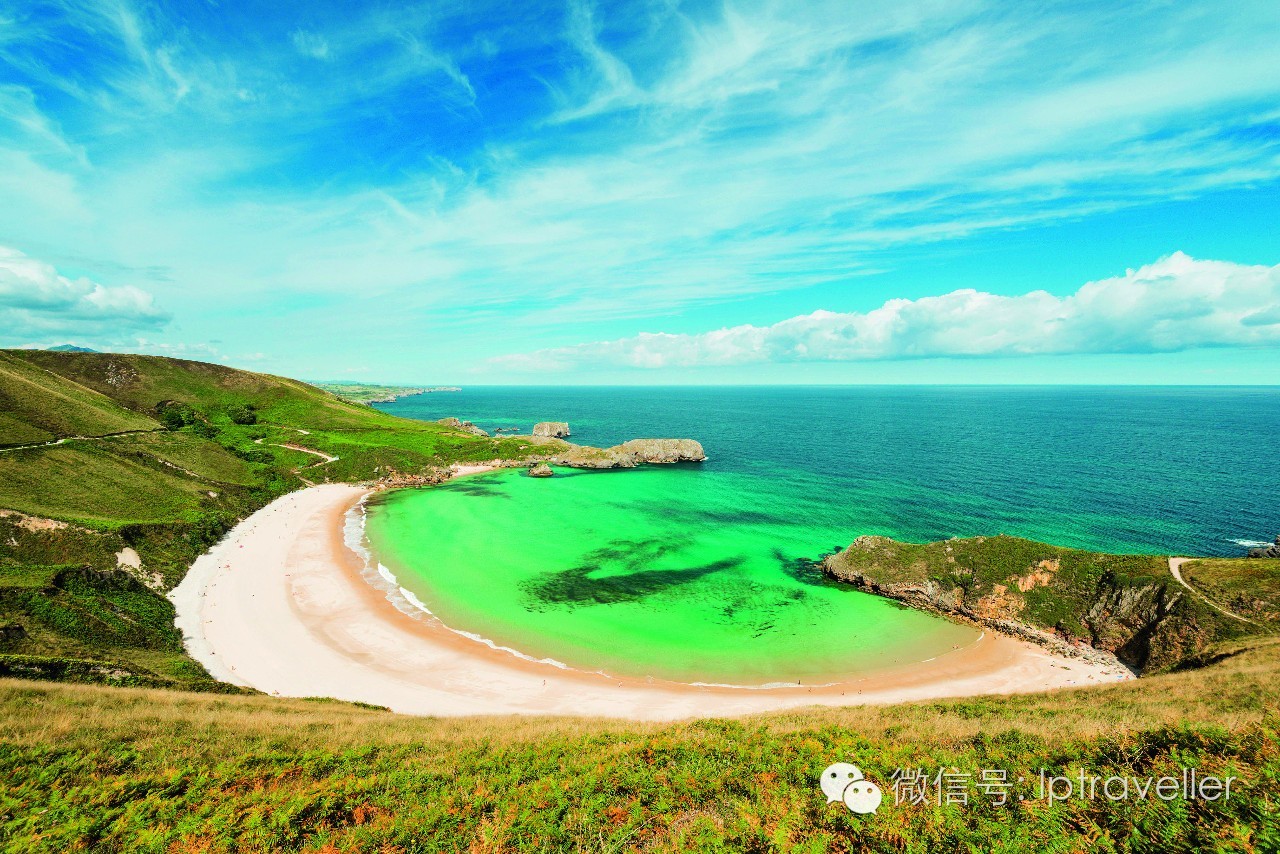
[342,496,572,672]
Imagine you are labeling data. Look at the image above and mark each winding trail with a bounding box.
[1168,557,1259,625]
[0,427,165,454]
[253,436,339,467]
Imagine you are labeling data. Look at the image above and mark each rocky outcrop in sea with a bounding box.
[533,421,571,438]
[553,438,706,469]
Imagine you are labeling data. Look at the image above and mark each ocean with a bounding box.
[360,386,1280,684]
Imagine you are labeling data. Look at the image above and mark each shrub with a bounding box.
[157,402,196,431]
[227,404,258,426]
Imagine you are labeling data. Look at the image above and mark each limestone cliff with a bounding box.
[821,534,1242,673]
[436,417,489,437]
[553,438,706,469]
[533,421,571,438]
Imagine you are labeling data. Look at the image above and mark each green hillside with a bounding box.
[0,352,158,447]
[0,350,559,689]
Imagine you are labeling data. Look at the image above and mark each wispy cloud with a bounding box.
[493,254,1280,370]
[0,1,1278,377]
[290,30,330,60]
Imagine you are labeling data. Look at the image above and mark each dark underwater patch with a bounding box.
[611,500,787,527]
[522,537,742,608]
[436,480,511,499]
[772,547,851,589]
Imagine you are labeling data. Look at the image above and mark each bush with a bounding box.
[157,402,196,431]
[191,421,220,439]
[227,404,257,425]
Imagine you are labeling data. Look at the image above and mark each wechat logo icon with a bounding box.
[820,763,883,815]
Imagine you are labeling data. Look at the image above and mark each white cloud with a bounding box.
[0,246,170,344]
[290,29,330,60]
[495,254,1280,370]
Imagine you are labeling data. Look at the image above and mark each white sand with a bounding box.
[170,484,1133,720]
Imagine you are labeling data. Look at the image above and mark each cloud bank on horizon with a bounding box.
[0,0,1278,381]
[494,254,1280,369]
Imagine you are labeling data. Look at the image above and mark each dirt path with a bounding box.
[0,427,166,454]
[252,436,338,467]
[1168,557,1259,625]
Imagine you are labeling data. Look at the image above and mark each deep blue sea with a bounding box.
[376,386,1280,557]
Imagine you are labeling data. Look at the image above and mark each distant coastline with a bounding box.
[311,382,461,405]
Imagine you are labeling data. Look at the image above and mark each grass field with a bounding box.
[1,639,1278,851]
[1182,558,1280,628]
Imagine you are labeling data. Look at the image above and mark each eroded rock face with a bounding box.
[533,422,571,438]
[820,535,1216,674]
[553,438,706,469]
[528,462,554,477]
[436,417,489,437]
[1247,536,1280,559]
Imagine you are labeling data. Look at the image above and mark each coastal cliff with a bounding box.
[822,534,1243,673]
[533,421,571,438]
[553,438,706,469]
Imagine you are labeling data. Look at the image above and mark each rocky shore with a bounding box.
[373,435,705,490]
[1247,536,1280,559]
[820,534,1237,674]
[822,552,1130,675]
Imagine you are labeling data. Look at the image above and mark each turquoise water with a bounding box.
[380,386,1280,556]
[363,466,977,684]
[363,386,1280,682]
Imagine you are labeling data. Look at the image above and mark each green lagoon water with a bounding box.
[363,386,1280,685]
[364,465,977,685]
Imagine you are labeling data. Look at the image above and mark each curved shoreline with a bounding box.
[170,483,1133,719]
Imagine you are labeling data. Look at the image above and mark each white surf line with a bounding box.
[1168,557,1260,625]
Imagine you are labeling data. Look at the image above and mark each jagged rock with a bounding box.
[376,466,453,488]
[553,438,706,469]
[1247,535,1280,559]
[528,462,554,478]
[436,417,489,437]
[533,421,571,438]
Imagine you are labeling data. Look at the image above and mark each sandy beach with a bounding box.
[170,478,1133,720]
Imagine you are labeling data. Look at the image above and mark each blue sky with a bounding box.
[1,0,1278,384]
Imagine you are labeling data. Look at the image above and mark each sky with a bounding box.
[1,0,1278,385]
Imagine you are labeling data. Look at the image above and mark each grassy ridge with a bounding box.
[0,350,557,690]
[1182,558,1280,628]
[1,640,1278,851]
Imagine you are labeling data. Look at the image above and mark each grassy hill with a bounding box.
[0,350,558,690]
[2,351,1279,851]
[0,640,1277,851]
